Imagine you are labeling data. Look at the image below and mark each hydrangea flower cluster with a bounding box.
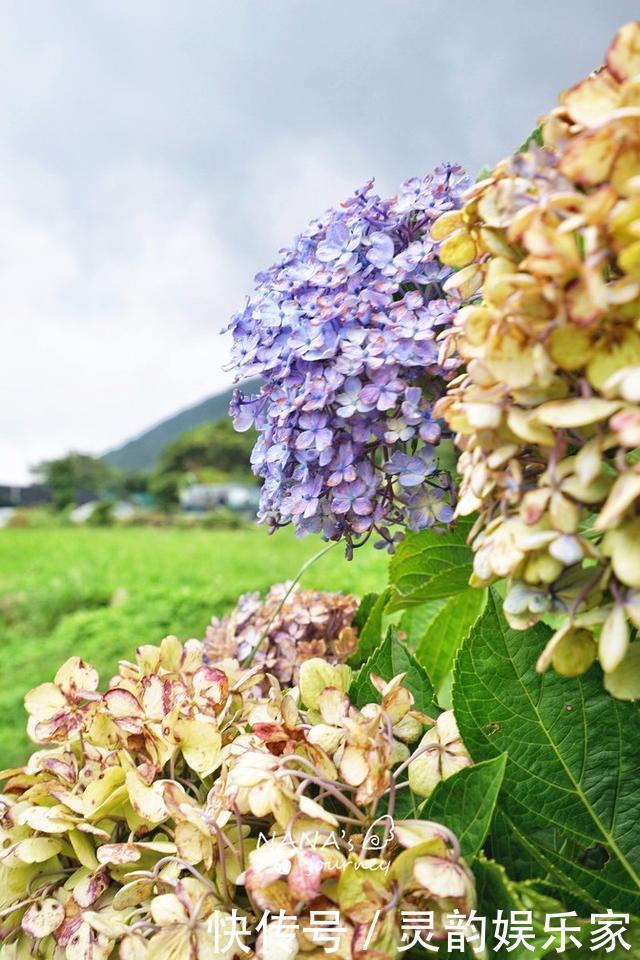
[433,22,640,693]
[204,581,359,684]
[0,630,474,960]
[226,165,472,553]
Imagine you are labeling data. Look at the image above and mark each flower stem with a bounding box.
[242,540,338,667]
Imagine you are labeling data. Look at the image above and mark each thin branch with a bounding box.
[243,541,338,666]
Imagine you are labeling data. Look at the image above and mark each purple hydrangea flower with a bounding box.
[225,164,471,552]
[402,486,455,531]
[383,447,437,487]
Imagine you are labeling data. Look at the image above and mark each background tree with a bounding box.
[32,453,122,510]
[120,470,150,496]
[148,470,182,511]
[155,418,256,476]
[150,418,257,507]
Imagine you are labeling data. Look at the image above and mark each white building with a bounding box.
[180,482,259,513]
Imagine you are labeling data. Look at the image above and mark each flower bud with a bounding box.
[551,628,597,677]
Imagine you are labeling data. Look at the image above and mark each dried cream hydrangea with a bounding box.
[0,629,474,960]
[433,21,640,696]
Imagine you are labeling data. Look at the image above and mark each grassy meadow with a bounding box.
[0,526,387,767]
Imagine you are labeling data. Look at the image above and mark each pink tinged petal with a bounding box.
[54,657,99,697]
[34,712,80,743]
[192,666,228,705]
[75,823,111,840]
[96,843,142,866]
[73,869,110,907]
[136,763,158,787]
[43,758,77,783]
[162,780,190,815]
[252,722,283,741]
[22,899,65,938]
[55,916,83,947]
[65,922,109,960]
[288,851,324,900]
[245,840,294,889]
[18,805,74,834]
[383,686,414,725]
[103,688,144,719]
[140,675,167,721]
[125,772,168,824]
[111,717,145,737]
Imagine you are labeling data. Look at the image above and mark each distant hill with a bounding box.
[103,379,260,472]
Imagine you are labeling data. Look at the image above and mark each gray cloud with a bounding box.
[2,0,637,481]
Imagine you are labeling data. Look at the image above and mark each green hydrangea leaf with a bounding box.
[349,589,391,668]
[351,627,436,714]
[490,808,555,884]
[352,593,378,631]
[517,125,543,153]
[398,597,448,646]
[386,524,475,611]
[402,588,487,691]
[560,917,640,959]
[422,753,507,861]
[453,591,640,914]
[473,855,565,959]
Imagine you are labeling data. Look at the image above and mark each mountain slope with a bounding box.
[103,379,260,472]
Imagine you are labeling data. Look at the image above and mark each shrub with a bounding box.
[87,501,114,528]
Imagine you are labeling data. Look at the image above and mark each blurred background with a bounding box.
[1,0,637,762]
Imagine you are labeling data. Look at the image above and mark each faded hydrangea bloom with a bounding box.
[433,22,640,692]
[226,166,472,553]
[203,581,359,683]
[0,623,474,960]
[408,710,472,798]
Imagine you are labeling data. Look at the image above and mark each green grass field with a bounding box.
[0,526,387,767]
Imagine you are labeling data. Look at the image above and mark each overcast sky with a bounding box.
[2,1,638,483]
